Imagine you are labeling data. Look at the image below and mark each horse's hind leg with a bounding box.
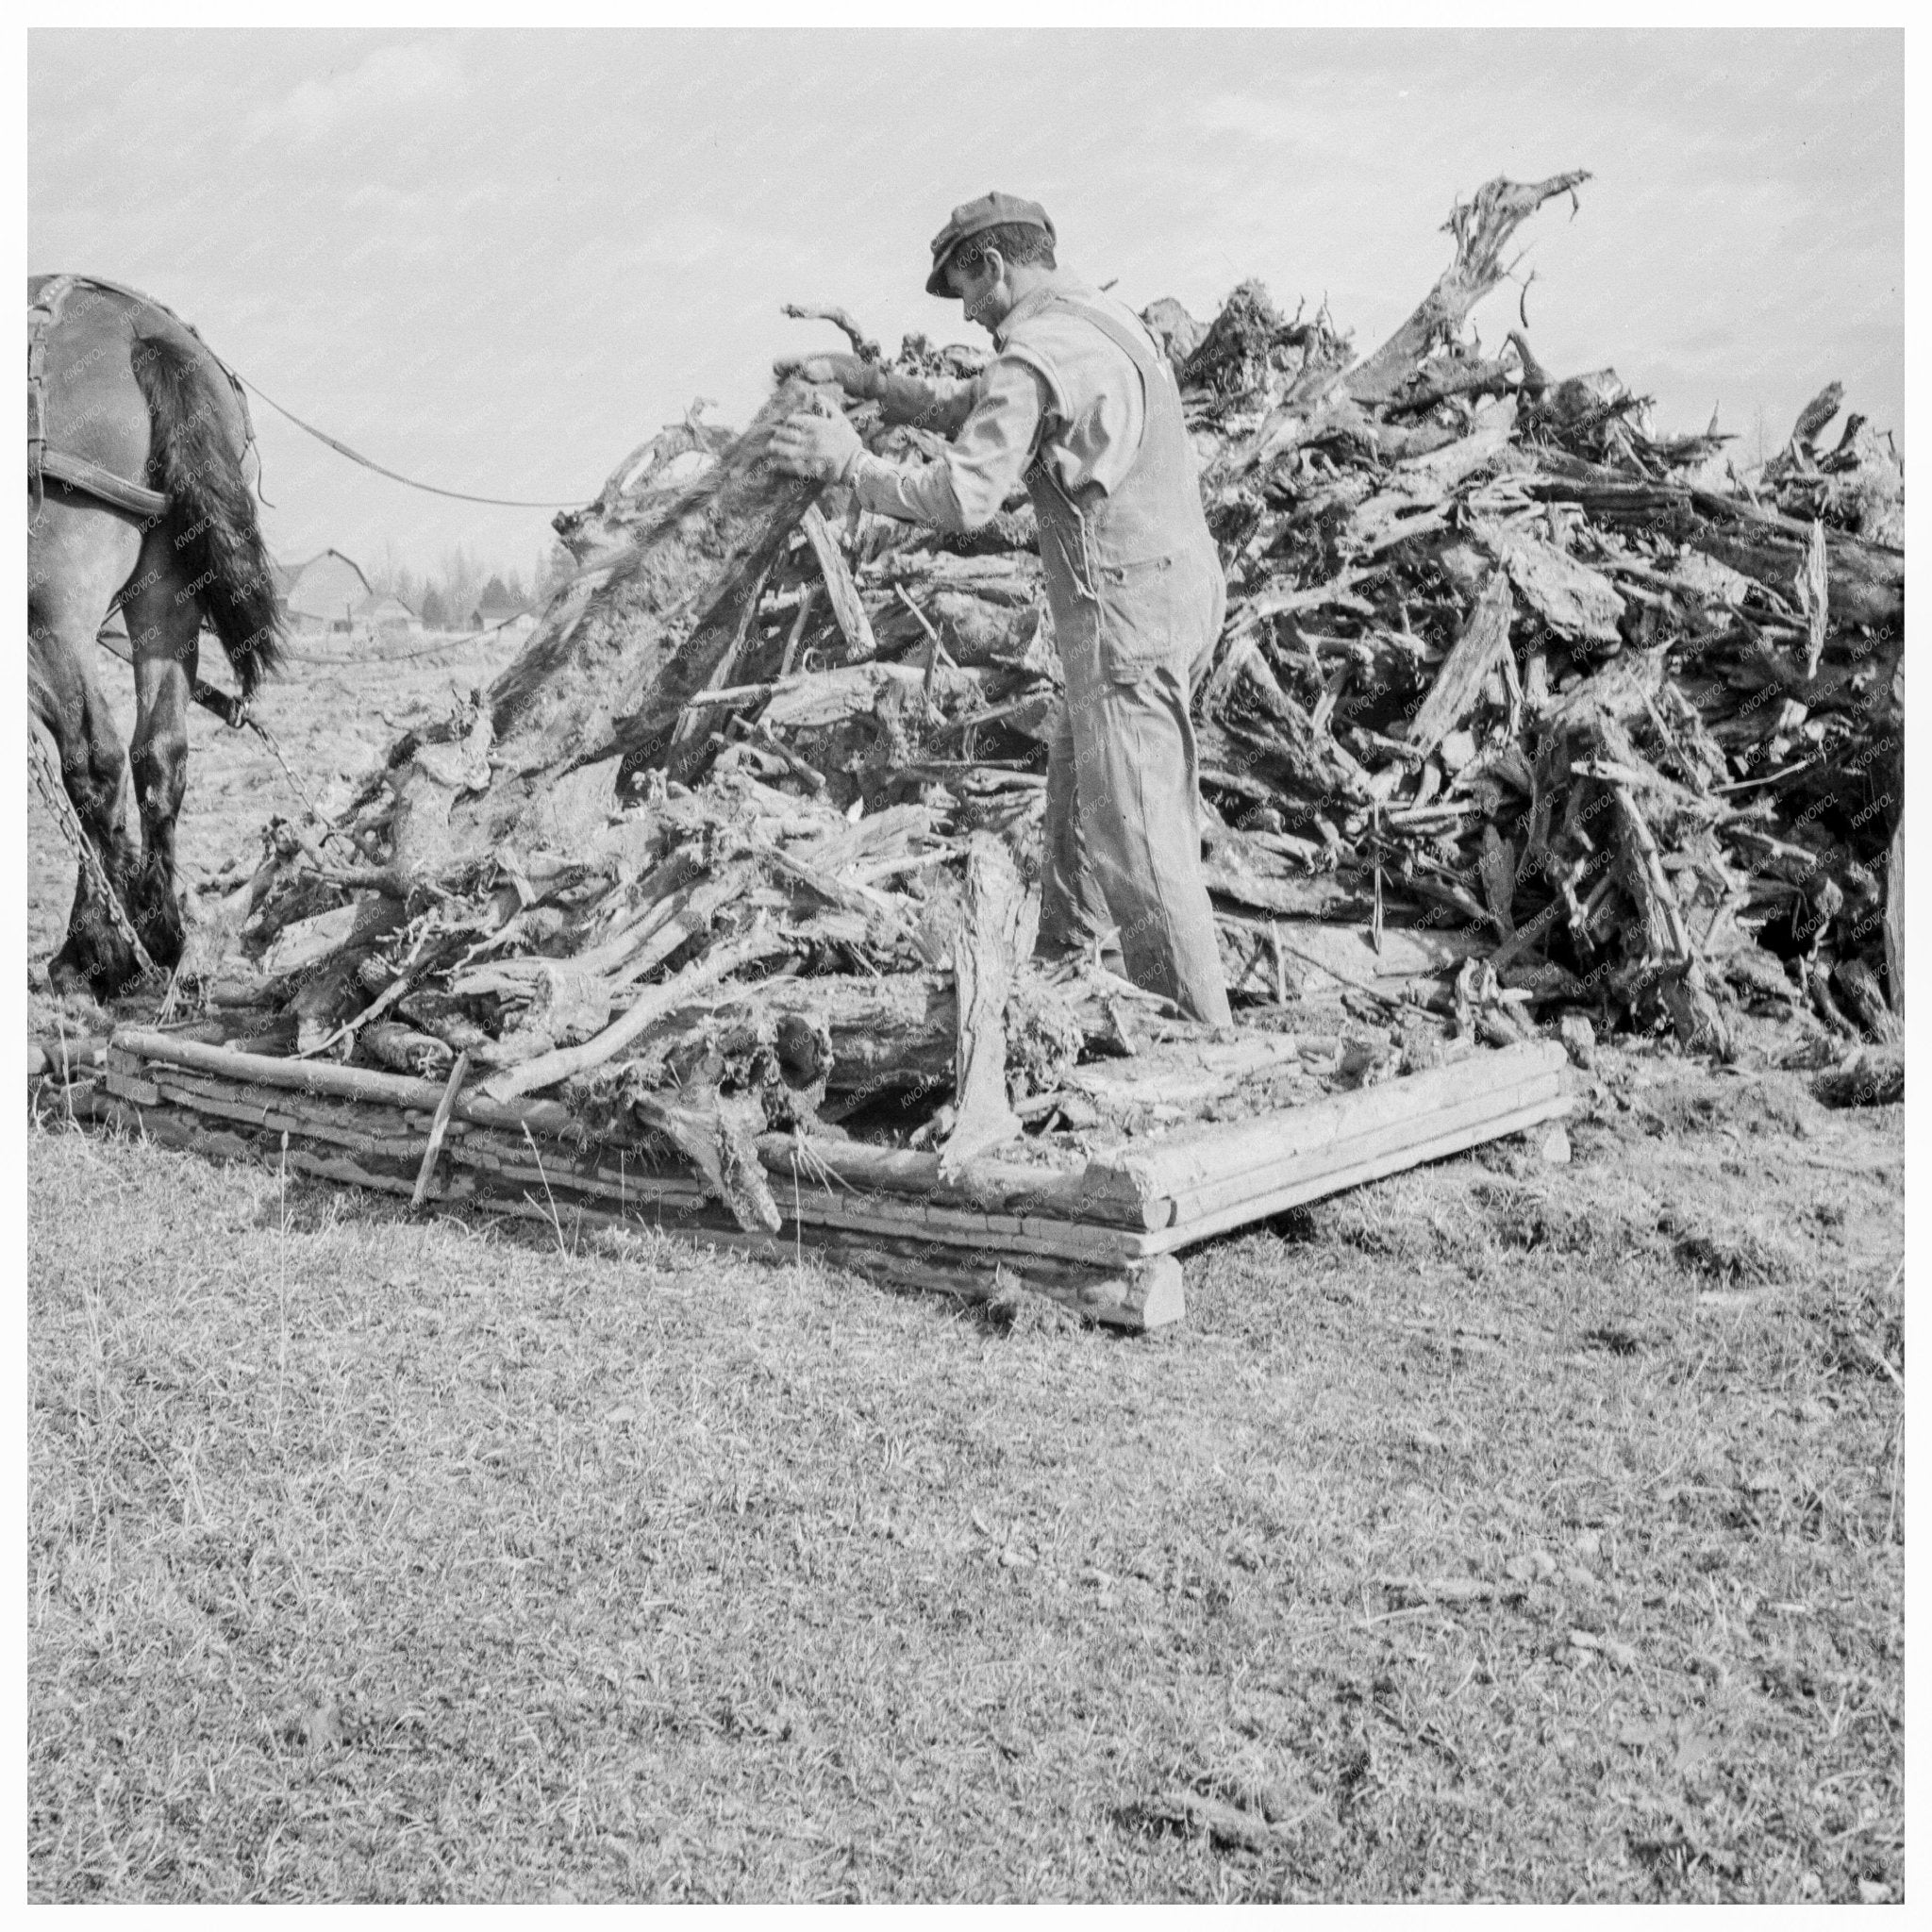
[121,560,205,970]
[27,498,145,993]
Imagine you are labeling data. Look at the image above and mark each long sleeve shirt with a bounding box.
[847,276,1151,533]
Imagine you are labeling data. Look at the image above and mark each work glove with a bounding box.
[769,407,864,483]
[772,352,874,395]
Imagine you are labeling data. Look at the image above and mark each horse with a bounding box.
[27,275,283,995]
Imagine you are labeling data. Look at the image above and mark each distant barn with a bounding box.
[275,550,374,635]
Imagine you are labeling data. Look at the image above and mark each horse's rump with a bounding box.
[28,275,283,694]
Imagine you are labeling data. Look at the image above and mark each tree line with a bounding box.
[365,539,575,631]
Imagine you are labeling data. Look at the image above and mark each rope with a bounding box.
[27,723,158,979]
[238,373,585,510]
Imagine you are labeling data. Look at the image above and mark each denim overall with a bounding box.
[1005,293,1233,1027]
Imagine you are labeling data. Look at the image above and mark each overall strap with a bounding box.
[1038,293,1169,392]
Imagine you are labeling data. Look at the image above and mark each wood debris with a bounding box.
[125,171,1899,1308]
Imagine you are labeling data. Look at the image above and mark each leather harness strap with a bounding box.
[40,446,169,520]
[26,273,76,522]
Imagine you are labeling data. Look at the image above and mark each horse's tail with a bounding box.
[130,332,284,697]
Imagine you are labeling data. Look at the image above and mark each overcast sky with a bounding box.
[28,28,1902,586]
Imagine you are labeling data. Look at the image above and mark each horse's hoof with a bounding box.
[46,953,92,999]
[52,929,139,1001]
[127,873,188,974]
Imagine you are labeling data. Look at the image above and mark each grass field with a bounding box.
[26,633,1905,1903]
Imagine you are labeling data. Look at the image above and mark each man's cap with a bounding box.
[925,192,1056,296]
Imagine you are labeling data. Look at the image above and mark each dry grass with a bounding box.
[27,1050,1903,1902]
[28,628,1904,1902]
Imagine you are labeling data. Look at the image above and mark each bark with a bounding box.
[940,835,1024,1175]
[1407,573,1515,756]
[481,924,791,1104]
[1525,466,1905,628]
[756,974,958,1093]
[454,378,828,849]
[1344,172,1591,406]
[1473,519,1624,643]
[800,504,876,660]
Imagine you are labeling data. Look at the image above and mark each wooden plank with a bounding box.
[778,1191,1153,1268]
[1077,1041,1566,1221]
[753,1136,1107,1222]
[105,1018,1557,1314]
[115,1022,1563,1246]
[149,1062,410,1137]
[130,1087,429,1186]
[447,1122,651,1180]
[326,1157,1175,1329]
[824,1244,1184,1332]
[89,1096,258,1166]
[575,1203,1183,1333]
[1144,1092,1574,1255]
[288,1146,473,1202]
[151,1074,276,1127]
[1160,1063,1565,1226]
[75,1086,1180,1330]
[148,1068,418,1148]
[151,1078,384,1158]
[442,1141,712,1214]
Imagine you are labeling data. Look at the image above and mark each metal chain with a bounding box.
[27,724,158,979]
[88,625,343,849]
[240,708,345,849]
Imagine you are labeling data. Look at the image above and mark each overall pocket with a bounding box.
[1095,551,1212,684]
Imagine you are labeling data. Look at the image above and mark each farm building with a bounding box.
[352,591,424,639]
[275,549,373,634]
[470,583,534,635]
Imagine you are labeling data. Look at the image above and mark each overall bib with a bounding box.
[1006,292,1232,1027]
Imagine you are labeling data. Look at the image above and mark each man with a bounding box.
[769,192,1233,1028]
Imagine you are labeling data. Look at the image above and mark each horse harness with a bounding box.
[27,273,257,525]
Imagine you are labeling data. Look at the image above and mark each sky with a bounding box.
[28,27,1904,587]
